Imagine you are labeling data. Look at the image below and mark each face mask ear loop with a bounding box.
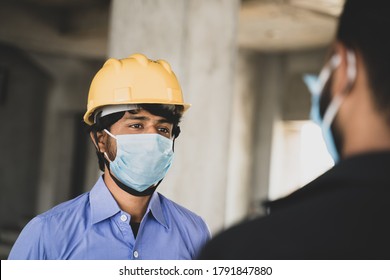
[172,125,180,152]
[345,49,357,92]
[322,94,345,129]
[104,152,112,163]
[153,179,164,188]
[104,129,117,139]
[103,129,117,163]
[92,131,101,153]
[322,50,356,124]
[316,54,341,97]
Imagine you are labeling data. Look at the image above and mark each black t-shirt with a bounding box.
[130,221,140,238]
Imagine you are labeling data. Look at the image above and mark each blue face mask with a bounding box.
[104,130,174,193]
[303,50,356,163]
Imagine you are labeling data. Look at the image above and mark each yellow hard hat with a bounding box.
[83,53,190,125]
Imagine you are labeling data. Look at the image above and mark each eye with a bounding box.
[129,123,143,129]
[158,127,170,134]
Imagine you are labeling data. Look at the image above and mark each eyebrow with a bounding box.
[124,115,171,124]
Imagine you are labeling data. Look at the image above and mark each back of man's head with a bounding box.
[337,0,390,123]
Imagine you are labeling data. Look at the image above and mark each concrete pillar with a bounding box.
[109,0,240,233]
[223,49,257,227]
[250,54,285,216]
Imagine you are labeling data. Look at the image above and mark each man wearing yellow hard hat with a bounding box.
[9,53,211,260]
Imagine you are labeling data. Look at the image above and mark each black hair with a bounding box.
[337,0,390,123]
[87,104,184,171]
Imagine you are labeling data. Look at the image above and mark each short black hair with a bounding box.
[337,0,390,122]
[87,104,184,171]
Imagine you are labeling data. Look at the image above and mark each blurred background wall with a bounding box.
[0,0,343,259]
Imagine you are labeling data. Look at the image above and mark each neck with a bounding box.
[103,168,151,223]
[341,98,390,158]
[338,61,390,159]
[343,122,390,158]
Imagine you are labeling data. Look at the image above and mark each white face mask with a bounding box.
[303,50,357,163]
[104,129,174,193]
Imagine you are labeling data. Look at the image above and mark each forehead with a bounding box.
[121,109,171,123]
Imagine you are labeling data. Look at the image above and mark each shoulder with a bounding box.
[157,193,211,237]
[39,192,90,222]
[201,172,390,260]
[158,193,206,223]
[22,192,91,240]
[199,215,287,259]
[199,173,342,260]
[8,192,91,259]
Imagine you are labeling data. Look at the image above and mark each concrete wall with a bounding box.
[0,43,49,227]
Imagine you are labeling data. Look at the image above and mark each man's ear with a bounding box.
[89,131,107,153]
[332,42,356,97]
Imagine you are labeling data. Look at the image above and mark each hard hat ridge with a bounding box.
[103,58,123,72]
[130,53,149,66]
[156,59,173,74]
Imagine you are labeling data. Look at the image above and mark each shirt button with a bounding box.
[133,250,139,258]
[120,214,127,222]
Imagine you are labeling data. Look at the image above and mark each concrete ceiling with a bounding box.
[0,0,110,59]
[239,0,345,52]
[8,0,103,8]
[0,0,345,58]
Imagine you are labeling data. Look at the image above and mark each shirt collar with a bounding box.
[90,176,168,228]
[147,192,168,229]
[90,176,121,224]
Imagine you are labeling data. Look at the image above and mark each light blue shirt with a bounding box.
[8,177,210,260]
